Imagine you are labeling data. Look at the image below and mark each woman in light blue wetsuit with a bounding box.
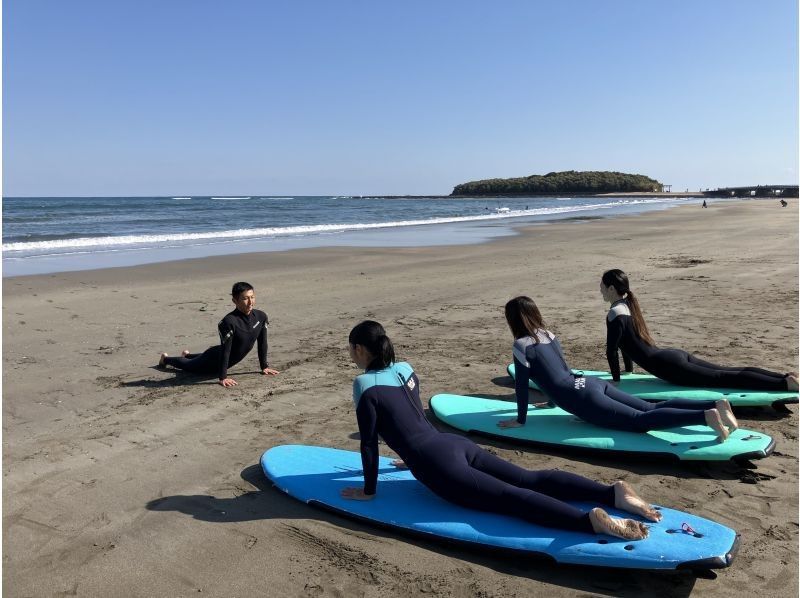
[339,320,657,540]
[499,297,737,442]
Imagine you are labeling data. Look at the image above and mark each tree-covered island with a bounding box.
[451,171,663,196]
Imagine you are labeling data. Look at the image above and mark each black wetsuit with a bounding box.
[354,362,617,533]
[606,300,788,390]
[513,331,715,432]
[163,308,269,379]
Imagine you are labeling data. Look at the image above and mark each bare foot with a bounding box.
[589,508,649,540]
[613,481,662,522]
[786,374,799,392]
[715,400,738,432]
[704,409,729,443]
[158,353,168,367]
[181,349,191,357]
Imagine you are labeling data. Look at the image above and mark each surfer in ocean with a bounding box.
[600,268,798,391]
[501,296,736,442]
[341,320,657,540]
[158,282,279,386]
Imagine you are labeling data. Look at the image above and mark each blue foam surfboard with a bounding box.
[430,393,774,461]
[261,445,739,570]
[507,363,798,408]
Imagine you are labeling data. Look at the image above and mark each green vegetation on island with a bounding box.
[451,171,663,196]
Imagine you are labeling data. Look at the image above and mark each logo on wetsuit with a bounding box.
[407,377,416,391]
[252,320,261,329]
[574,377,586,389]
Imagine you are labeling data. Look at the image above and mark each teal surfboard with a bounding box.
[262,445,739,571]
[507,363,798,408]
[430,394,774,461]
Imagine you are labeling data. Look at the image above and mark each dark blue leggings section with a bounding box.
[569,378,715,433]
[410,434,614,533]
[163,348,220,375]
[651,349,788,390]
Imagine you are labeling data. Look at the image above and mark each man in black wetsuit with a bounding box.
[159,282,280,387]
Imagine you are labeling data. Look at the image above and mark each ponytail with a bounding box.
[625,290,655,346]
[602,269,655,346]
[348,320,396,370]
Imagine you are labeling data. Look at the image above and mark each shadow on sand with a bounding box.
[146,464,704,597]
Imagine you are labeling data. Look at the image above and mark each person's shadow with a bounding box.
[145,465,701,596]
[121,366,271,388]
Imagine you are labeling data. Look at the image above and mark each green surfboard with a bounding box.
[430,393,775,461]
[507,363,798,408]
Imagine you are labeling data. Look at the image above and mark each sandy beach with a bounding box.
[3,200,797,597]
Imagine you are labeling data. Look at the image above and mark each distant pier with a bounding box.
[703,185,798,198]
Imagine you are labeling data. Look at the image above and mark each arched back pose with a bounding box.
[158,282,280,387]
[600,269,798,392]
[341,320,656,541]
[500,297,737,442]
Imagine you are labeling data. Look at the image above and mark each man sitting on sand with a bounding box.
[158,282,280,387]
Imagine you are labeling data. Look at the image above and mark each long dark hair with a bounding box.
[601,269,655,346]
[504,296,547,341]
[348,320,396,371]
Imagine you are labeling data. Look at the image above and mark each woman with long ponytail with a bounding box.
[501,297,736,442]
[342,320,659,541]
[601,269,798,391]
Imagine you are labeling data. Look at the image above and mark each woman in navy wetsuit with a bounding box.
[340,320,657,541]
[499,297,736,442]
[600,269,798,392]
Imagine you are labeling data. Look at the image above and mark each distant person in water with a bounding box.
[501,296,735,442]
[158,282,280,387]
[702,200,707,208]
[600,269,798,392]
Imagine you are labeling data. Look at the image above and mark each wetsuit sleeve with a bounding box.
[513,356,530,425]
[218,318,235,380]
[605,318,625,382]
[257,313,269,369]
[622,348,634,374]
[355,391,380,495]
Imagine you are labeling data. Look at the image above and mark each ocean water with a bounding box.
[2,195,698,276]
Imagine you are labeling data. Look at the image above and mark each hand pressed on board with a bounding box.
[340,487,374,500]
[262,367,280,376]
[497,418,523,429]
[219,377,238,388]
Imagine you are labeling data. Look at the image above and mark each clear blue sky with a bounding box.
[3,1,798,196]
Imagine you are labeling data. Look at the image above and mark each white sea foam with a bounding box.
[2,198,680,254]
